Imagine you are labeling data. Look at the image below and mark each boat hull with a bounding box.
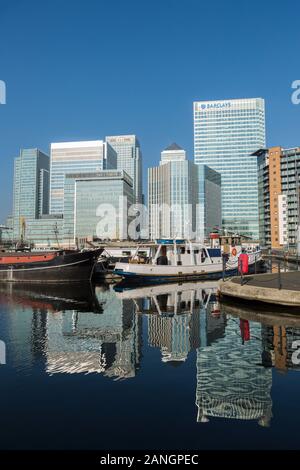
[114,259,265,285]
[0,249,103,283]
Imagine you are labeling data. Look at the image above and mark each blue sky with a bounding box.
[0,0,299,222]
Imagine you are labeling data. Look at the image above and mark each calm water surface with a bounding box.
[0,277,300,450]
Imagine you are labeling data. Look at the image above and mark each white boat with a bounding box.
[113,238,263,284]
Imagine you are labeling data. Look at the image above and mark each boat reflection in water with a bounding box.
[0,282,103,313]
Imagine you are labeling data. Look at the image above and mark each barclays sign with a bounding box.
[200,102,231,111]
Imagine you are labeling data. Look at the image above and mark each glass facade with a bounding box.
[194,98,266,239]
[13,148,49,239]
[197,165,222,241]
[149,145,221,240]
[105,135,143,205]
[64,170,134,243]
[149,160,198,239]
[26,216,64,247]
[50,141,117,214]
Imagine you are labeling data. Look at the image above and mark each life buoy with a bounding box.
[232,248,237,256]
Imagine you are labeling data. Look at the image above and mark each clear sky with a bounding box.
[0,0,299,223]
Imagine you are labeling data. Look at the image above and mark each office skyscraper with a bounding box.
[194,98,266,239]
[50,140,117,214]
[105,135,143,205]
[148,144,221,240]
[13,148,49,239]
[148,143,198,239]
[63,170,134,243]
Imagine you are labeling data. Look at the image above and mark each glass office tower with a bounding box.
[13,148,49,239]
[194,98,266,239]
[148,143,221,240]
[63,170,134,243]
[50,140,117,214]
[197,165,222,241]
[148,144,198,239]
[105,135,143,205]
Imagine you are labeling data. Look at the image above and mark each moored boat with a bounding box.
[113,239,263,284]
[0,248,103,283]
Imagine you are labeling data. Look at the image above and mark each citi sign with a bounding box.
[200,102,232,110]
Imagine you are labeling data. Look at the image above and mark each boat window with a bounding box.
[207,248,221,257]
[194,249,199,254]
[180,247,185,254]
[177,261,182,266]
[201,249,207,262]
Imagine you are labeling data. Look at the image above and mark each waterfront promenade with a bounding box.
[219,271,300,307]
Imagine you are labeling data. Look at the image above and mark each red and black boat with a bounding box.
[0,248,103,283]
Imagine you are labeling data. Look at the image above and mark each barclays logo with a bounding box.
[200,102,231,111]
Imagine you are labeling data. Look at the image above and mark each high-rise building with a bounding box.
[50,140,117,214]
[255,146,300,249]
[160,143,187,164]
[198,165,222,242]
[105,135,143,205]
[26,215,64,248]
[63,170,134,244]
[148,144,198,239]
[13,148,49,239]
[148,143,221,240]
[194,98,266,239]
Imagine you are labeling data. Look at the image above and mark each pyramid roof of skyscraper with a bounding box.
[164,143,183,151]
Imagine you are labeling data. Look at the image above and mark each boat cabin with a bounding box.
[131,239,222,267]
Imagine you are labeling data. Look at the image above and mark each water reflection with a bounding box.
[1,280,300,431]
[195,316,273,426]
[43,286,143,380]
[115,281,219,364]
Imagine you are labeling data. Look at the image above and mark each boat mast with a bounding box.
[53,222,60,249]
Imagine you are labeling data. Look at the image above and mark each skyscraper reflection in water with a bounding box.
[2,279,300,437]
[196,317,273,426]
[145,284,216,364]
[45,287,143,380]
